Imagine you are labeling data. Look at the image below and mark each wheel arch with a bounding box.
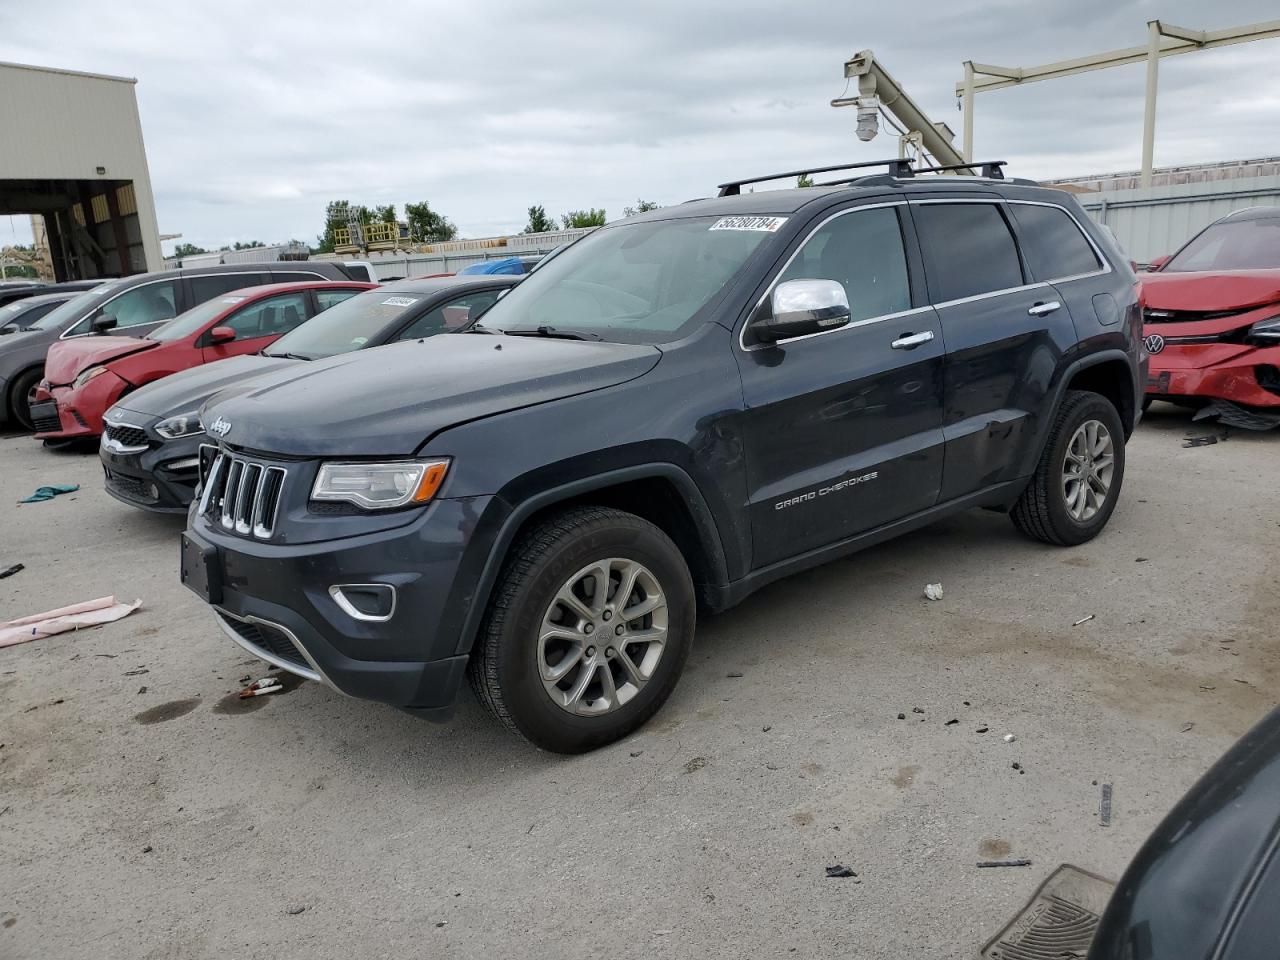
[5,362,46,425]
[454,464,730,657]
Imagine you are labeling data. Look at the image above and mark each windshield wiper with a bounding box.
[503,325,601,341]
[263,351,314,361]
[466,322,496,334]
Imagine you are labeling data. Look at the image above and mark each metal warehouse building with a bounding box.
[0,61,162,280]
[1048,157,1280,265]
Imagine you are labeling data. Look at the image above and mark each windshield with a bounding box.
[21,288,109,332]
[147,295,244,342]
[1165,216,1280,272]
[475,216,776,343]
[263,286,423,359]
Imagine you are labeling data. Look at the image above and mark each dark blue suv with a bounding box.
[181,160,1143,752]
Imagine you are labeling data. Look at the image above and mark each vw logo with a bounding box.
[1144,333,1165,355]
[209,416,232,437]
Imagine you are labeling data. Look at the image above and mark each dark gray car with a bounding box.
[0,261,363,430]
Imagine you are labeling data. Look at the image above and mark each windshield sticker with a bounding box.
[381,296,419,307]
[351,337,369,346]
[710,216,788,233]
[220,296,247,304]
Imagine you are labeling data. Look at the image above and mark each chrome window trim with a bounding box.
[738,201,915,352]
[57,275,183,341]
[328,584,398,624]
[100,418,150,454]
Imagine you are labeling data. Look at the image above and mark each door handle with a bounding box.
[890,331,934,350]
[1028,300,1062,316]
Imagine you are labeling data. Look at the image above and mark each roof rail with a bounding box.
[717,158,914,196]
[910,160,1007,179]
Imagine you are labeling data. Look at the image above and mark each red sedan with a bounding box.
[32,280,375,440]
[1142,206,1280,428]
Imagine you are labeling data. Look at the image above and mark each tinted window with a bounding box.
[396,290,502,340]
[1165,216,1280,271]
[315,288,362,311]
[778,207,911,322]
[188,272,266,303]
[263,286,425,360]
[1010,203,1101,279]
[100,280,178,329]
[223,292,309,338]
[915,203,1024,302]
[0,298,61,330]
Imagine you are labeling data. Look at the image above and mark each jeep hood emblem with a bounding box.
[209,416,232,437]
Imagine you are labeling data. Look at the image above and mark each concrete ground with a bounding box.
[1,404,1277,960]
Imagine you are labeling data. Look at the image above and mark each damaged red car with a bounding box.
[1141,206,1280,429]
[31,280,375,441]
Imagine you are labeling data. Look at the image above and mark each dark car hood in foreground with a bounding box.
[203,333,662,456]
[1141,270,1280,313]
[115,354,301,420]
[1088,706,1280,959]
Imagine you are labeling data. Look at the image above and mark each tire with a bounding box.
[468,505,695,753]
[1010,390,1126,546]
[1141,398,1153,413]
[8,367,43,432]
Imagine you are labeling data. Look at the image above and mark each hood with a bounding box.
[204,333,662,456]
[113,353,301,420]
[1140,271,1280,313]
[44,335,158,385]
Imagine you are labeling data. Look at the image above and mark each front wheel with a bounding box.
[468,506,695,753]
[1011,390,1126,546]
[8,367,43,432]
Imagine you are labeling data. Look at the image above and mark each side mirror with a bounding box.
[209,326,236,344]
[1146,255,1170,272]
[750,279,850,345]
[92,314,117,334]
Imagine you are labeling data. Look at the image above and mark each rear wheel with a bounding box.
[468,505,695,753]
[1011,390,1126,546]
[8,367,43,432]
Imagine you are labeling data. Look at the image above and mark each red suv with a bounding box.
[1141,207,1280,428]
[32,281,375,440]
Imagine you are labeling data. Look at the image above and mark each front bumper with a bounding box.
[182,492,506,713]
[1144,342,1280,408]
[100,432,202,514]
[32,374,126,439]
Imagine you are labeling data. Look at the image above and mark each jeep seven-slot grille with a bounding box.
[197,452,287,539]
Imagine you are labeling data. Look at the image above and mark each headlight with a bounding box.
[1246,316,1280,346]
[311,459,450,510]
[154,413,204,439]
[72,365,109,390]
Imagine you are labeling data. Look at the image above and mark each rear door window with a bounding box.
[187,273,267,305]
[222,292,310,339]
[315,288,363,311]
[913,202,1025,302]
[1009,203,1102,280]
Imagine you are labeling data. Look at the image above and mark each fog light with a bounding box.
[329,583,396,622]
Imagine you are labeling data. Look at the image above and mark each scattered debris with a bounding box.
[1012,762,1024,774]
[825,865,857,878]
[238,674,251,684]
[963,701,971,706]
[897,713,906,720]
[1072,615,1095,627]
[1182,435,1218,448]
[761,725,771,733]
[1003,734,1017,743]
[945,718,958,726]
[976,726,989,734]
[286,906,306,916]
[239,676,284,699]
[17,483,79,504]
[1100,783,1113,827]
[978,859,1032,868]
[683,757,707,774]
[123,668,148,677]
[912,707,925,714]
[0,563,23,579]
[1181,721,1195,733]
[924,582,944,601]
[141,845,152,854]
[435,921,447,928]
[1193,398,1280,431]
[137,686,147,695]
[1199,685,1216,691]
[0,596,142,648]
[1135,557,1149,563]
[726,671,743,678]
[629,750,643,758]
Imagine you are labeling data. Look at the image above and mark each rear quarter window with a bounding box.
[914,202,1024,302]
[1010,203,1102,280]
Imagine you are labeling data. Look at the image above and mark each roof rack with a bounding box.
[716,158,1010,196]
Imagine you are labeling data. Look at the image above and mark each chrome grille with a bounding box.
[197,451,287,539]
[103,421,149,452]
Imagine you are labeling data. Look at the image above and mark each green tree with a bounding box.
[172,242,208,258]
[315,200,374,253]
[623,199,659,217]
[523,205,557,234]
[796,173,815,188]
[404,201,457,243]
[374,204,397,224]
[561,208,607,229]
[232,240,265,250]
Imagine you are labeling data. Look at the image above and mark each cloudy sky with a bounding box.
[2,1,1278,253]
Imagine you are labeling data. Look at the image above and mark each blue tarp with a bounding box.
[459,257,526,276]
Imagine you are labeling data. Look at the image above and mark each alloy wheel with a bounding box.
[1062,419,1115,522]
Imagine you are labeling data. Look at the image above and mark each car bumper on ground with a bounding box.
[180,494,504,717]
[100,434,202,514]
[1144,342,1280,407]
[32,374,127,439]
